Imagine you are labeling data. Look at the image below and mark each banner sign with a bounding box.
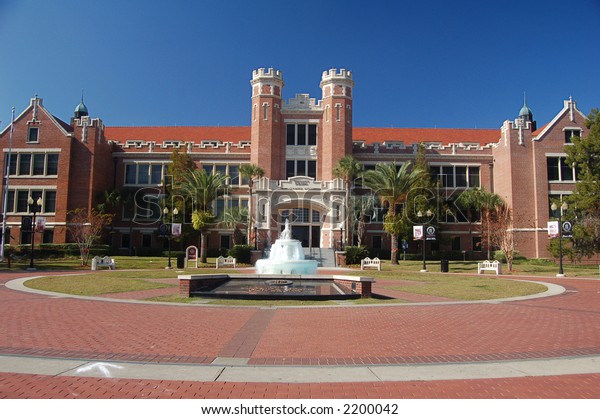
[35,217,46,233]
[426,225,436,241]
[158,223,170,237]
[547,221,559,238]
[413,225,423,240]
[171,223,182,237]
[562,221,573,238]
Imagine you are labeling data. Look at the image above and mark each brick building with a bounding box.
[0,68,589,259]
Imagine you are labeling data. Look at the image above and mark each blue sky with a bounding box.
[0,0,598,130]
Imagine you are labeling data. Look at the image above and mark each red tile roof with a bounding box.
[105,126,252,143]
[353,127,499,146]
[105,126,500,146]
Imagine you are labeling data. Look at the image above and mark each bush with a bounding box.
[38,243,110,258]
[493,250,524,262]
[228,245,254,264]
[343,246,369,264]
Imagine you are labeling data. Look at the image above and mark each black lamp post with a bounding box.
[340,227,344,250]
[163,207,178,269]
[418,209,432,272]
[27,196,43,271]
[254,226,258,250]
[551,201,568,277]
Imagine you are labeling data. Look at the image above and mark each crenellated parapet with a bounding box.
[113,139,252,153]
[251,67,284,98]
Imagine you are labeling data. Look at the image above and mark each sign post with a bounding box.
[185,245,198,268]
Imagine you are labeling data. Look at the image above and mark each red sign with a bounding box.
[186,246,197,261]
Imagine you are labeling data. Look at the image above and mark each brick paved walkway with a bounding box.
[1,270,599,398]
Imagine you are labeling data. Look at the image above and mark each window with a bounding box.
[564,129,581,144]
[42,229,54,244]
[7,155,17,175]
[308,125,317,145]
[455,167,467,187]
[307,160,316,178]
[44,191,57,213]
[124,163,167,185]
[286,125,295,145]
[27,127,39,143]
[137,164,150,184]
[297,124,306,145]
[432,165,480,188]
[7,152,59,177]
[286,123,318,146]
[472,237,482,251]
[286,160,295,178]
[46,154,59,175]
[229,165,240,186]
[547,157,575,182]
[121,233,130,249]
[286,160,316,178]
[18,154,31,175]
[33,155,45,175]
[16,191,29,212]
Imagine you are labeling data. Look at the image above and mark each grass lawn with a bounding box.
[11,255,590,305]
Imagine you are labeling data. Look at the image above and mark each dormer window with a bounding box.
[27,127,39,143]
[564,128,581,144]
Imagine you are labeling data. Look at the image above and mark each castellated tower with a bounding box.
[319,68,354,180]
[250,68,284,179]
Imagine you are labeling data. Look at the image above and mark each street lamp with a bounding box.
[254,226,258,250]
[163,207,178,269]
[551,201,568,277]
[417,209,432,272]
[340,227,344,250]
[27,196,43,271]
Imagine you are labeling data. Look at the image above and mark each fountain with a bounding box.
[255,220,318,275]
[178,220,374,299]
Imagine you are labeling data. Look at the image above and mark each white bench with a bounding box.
[91,256,116,270]
[477,260,501,275]
[216,256,236,269]
[361,257,381,271]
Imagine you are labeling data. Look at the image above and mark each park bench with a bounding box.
[360,257,381,271]
[91,256,117,270]
[477,260,501,275]
[216,255,236,269]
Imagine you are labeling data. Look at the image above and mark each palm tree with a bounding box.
[220,206,248,246]
[456,187,504,259]
[179,168,228,263]
[363,162,422,264]
[239,163,265,246]
[333,155,362,245]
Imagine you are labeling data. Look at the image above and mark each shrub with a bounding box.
[228,245,254,264]
[343,246,369,264]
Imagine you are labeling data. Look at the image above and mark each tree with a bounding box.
[564,108,600,258]
[239,163,265,246]
[333,155,362,245]
[455,187,505,259]
[487,204,515,271]
[363,162,422,264]
[68,208,113,266]
[167,148,196,185]
[179,168,228,263]
[220,206,248,246]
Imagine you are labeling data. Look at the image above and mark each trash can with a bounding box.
[176,254,185,269]
[441,259,449,273]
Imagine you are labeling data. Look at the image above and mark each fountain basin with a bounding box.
[179,274,374,299]
[255,258,318,275]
